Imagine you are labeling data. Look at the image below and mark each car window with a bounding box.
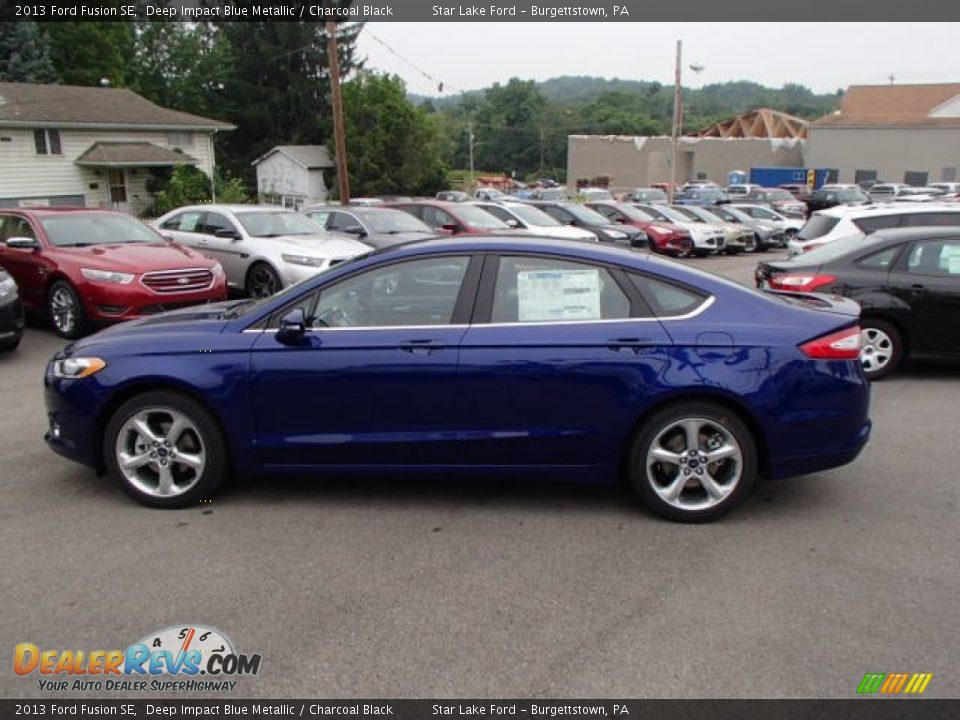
[906,239,960,277]
[202,212,237,235]
[855,245,901,270]
[327,211,362,232]
[541,206,573,224]
[901,213,960,228]
[854,216,903,234]
[490,256,629,324]
[304,210,332,228]
[481,205,512,224]
[309,256,470,328]
[630,274,707,317]
[422,207,457,230]
[0,215,37,241]
[166,211,204,233]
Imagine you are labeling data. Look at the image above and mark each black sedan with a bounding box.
[520,200,648,249]
[755,227,960,380]
[805,187,872,213]
[0,267,24,351]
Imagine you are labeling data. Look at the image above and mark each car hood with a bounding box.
[54,242,213,272]
[530,225,596,241]
[261,234,371,257]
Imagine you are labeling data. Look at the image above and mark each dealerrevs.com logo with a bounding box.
[14,625,261,693]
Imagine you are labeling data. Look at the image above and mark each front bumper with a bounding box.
[0,292,25,347]
[82,276,228,323]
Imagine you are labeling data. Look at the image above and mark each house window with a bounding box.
[941,167,957,182]
[34,129,62,156]
[281,195,303,210]
[167,131,192,147]
[854,169,877,184]
[904,171,928,186]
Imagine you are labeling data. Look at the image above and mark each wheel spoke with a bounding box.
[165,417,187,446]
[682,420,701,452]
[650,447,682,465]
[175,451,203,470]
[119,451,151,471]
[699,471,727,500]
[133,418,162,445]
[705,444,737,463]
[156,465,176,496]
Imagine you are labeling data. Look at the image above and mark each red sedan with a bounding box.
[585,201,693,257]
[0,208,227,338]
[389,200,529,236]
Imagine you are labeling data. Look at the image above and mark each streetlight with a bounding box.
[668,41,704,203]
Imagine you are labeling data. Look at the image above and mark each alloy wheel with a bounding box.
[49,286,77,335]
[115,408,206,498]
[645,417,743,512]
[248,265,280,298]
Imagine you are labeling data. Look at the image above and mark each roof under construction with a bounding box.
[691,108,809,139]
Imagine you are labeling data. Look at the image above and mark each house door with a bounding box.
[108,169,128,212]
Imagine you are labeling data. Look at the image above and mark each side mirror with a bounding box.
[5,236,39,250]
[615,217,626,223]
[441,222,459,234]
[343,225,368,238]
[566,220,577,227]
[505,219,519,228]
[276,308,306,344]
[214,228,241,240]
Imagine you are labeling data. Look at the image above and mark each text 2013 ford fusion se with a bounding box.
[44,238,871,522]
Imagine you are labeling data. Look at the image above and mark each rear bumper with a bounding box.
[768,419,871,480]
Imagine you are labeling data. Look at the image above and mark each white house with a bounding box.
[253,145,334,209]
[0,82,233,216]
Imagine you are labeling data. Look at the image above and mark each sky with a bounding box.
[354,23,960,97]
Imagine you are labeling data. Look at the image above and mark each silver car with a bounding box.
[301,205,435,250]
[154,205,371,297]
[469,201,598,242]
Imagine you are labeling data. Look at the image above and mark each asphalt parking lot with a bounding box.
[1,250,956,700]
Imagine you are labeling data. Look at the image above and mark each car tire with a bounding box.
[245,262,281,299]
[47,280,87,339]
[627,402,757,523]
[105,391,228,508]
[860,318,903,381]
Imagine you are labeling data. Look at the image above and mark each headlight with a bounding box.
[605,230,627,240]
[281,254,326,267]
[52,357,106,379]
[81,269,134,284]
[0,275,15,299]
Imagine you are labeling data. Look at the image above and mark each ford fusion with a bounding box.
[45,238,871,522]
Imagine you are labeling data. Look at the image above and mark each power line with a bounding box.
[361,28,462,94]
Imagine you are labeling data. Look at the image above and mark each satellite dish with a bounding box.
[99,78,111,87]
[689,63,705,73]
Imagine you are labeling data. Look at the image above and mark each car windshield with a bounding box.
[508,205,562,227]
[40,214,161,247]
[837,189,869,202]
[454,205,510,229]
[670,206,709,223]
[646,205,691,223]
[606,204,651,221]
[758,189,794,201]
[563,204,614,225]
[741,206,778,220]
[798,214,840,241]
[633,189,667,202]
[236,211,324,237]
[362,209,432,234]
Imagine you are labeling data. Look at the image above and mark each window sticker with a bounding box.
[517,269,602,322]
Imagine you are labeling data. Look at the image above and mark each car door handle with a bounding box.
[399,339,445,355]
[606,337,655,353]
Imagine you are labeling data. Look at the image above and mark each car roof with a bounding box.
[170,204,295,214]
[816,202,960,218]
[869,227,960,242]
[7,207,123,217]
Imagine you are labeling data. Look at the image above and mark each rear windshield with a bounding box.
[797,232,886,264]
[798,215,839,241]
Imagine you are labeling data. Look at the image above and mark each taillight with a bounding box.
[799,326,862,359]
[768,274,836,292]
[801,244,818,253]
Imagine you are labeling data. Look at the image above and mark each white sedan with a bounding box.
[154,205,371,297]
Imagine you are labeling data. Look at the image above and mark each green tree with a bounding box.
[342,72,448,196]
[0,22,57,83]
[44,22,135,86]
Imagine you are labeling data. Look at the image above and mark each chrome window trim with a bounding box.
[242,295,714,333]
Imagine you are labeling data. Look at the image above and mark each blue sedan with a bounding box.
[44,238,871,522]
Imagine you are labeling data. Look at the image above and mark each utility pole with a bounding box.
[539,128,545,176]
[468,118,475,188]
[326,20,350,204]
[669,39,682,204]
